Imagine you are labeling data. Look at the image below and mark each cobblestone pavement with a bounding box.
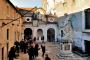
[51,43,83,60]
[14,48,45,60]
[14,42,89,60]
[51,42,90,60]
[14,42,59,60]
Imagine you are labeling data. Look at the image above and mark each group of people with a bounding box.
[8,37,51,60]
[8,39,28,60]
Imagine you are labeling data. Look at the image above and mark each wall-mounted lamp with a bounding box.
[12,23,14,26]
[17,24,19,26]
[2,22,6,26]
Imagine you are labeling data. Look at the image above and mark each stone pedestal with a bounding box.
[60,40,73,57]
[59,40,82,60]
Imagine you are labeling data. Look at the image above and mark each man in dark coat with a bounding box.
[28,46,35,60]
[14,41,20,57]
[20,40,24,52]
[41,44,45,57]
[23,41,27,54]
[35,43,39,57]
[45,54,51,60]
[33,37,36,42]
[41,36,44,43]
[8,46,15,60]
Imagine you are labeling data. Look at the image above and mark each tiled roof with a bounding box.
[6,0,22,15]
[16,7,37,12]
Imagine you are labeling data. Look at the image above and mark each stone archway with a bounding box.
[37,29,43,41]
[24,28,32,40]
[47,28,55,42]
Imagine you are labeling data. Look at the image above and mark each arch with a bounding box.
[24,28,32,40]
[47,28,55,42]
[37,29,43,37]
[37,29,44,41]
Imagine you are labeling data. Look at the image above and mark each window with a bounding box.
[7,29,9,40]
[6,5,10,17]
[26,17,31,22]
[61,30,64,37]
[7,6,9,15]
[85,9,90,29]
[48,18,54,22]
[14,32,16,42]
[27,18,30,21]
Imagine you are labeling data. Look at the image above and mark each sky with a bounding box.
[10,0,42,8]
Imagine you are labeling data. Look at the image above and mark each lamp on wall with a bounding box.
[2,22,6,26]
[17,24,19,26]
[12,23,14,26]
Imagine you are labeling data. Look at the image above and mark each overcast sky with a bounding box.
[10,0,42,8]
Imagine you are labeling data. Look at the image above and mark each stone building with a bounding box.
[42,0,90,17]
[57,14,73,41]
[69,9,90,55]
[0,0,22,60]
[42,0,47,12]
[17,7,58,42]
[42,0,90,56]
[57,2,90,56]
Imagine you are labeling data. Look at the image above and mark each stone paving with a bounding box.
[14,42,59,60]
[14,48,45,60]
[47,42,84,60]
[14,42,89,60]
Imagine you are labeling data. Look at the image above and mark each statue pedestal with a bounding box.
[59,40,82,60]
[59,40,73,58]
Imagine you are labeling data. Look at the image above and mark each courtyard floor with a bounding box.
[14,42,89,60]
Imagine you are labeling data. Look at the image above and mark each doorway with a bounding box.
[37,29,43,40]
[47,28,55,42]
[85,40,90,55]
[24,28,32,40]
[2,47,4,60]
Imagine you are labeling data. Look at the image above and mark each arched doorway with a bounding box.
[24,28,32,40]
[47,28,55,42]
[37,29,43,41]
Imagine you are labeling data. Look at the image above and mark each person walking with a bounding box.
[33,37,36,42]
[28,45,35,60]
[45,54,51,60]
[14,41,20,57]
[41,43,46,57]
[35,43,40,57]
[20,40,24,53]
[41,36,44,43]
[8,46,16,60]
[23,41,27,54]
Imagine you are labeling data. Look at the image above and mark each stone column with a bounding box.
[43,28,47,42]
[33,27,37,38]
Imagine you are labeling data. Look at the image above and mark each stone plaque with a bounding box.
[32,20,38,27]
